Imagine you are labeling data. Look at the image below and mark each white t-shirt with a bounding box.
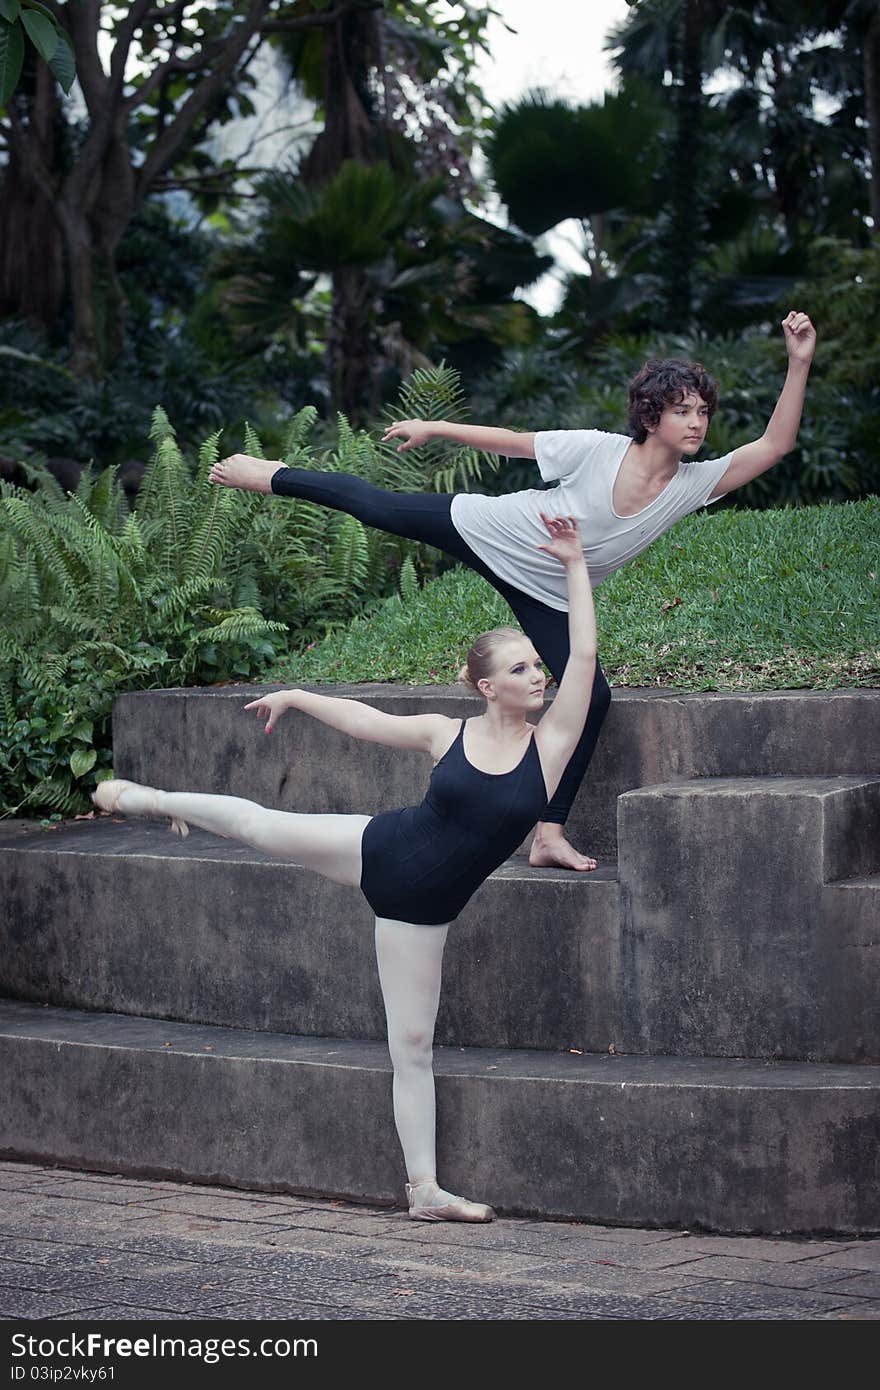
[450,429,733,611]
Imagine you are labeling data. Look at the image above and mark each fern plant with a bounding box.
[380,362,497,494]
[1,416,281,815]
[1,363,492,816]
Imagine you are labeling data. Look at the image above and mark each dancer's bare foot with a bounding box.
[208,454,278,493]
[529,823,597,871]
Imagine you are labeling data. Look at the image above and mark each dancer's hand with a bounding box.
[244,690,293,733]
[782,310,816,364]
[538,513,583,566]
[382,419,434,451]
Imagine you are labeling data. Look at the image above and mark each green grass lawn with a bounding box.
[267,498,880,691]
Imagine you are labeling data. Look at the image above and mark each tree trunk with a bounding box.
[302,4,379,187]
[304,2,384,421]
[0,0,271,378]
[865,6,880,235]
[0,156,66,332]
[666,0,704,329]
[0,47,134,375]
[330,266,377,423]
[767,48,801,238]
[0,65,66,331]
[586,213,606,282]
[60,210,101,380]
[90,123,138,365]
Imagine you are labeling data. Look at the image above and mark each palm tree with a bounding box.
[255,0,500,416]
[487,83,663,275]
[213,159,550,419]
[608,0,735,328]
[856,0,880,231]
[485,81,666,342]
[608,0,877,318]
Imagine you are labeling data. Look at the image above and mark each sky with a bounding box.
[468,0,634,312]
[471,0,632,108]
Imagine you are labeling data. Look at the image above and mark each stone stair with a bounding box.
[1,685,878,1233]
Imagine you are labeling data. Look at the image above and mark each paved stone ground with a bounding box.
[0,1161,878,1322]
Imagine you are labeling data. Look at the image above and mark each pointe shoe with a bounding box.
[91,778,189,838]
[405,1182,495,1223]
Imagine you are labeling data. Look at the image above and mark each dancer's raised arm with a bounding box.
[244,688,456,759]
[532,515,597,801]
[382,419,536,458]
[708,310,816,499]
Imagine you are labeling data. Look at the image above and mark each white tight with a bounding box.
[146,788,369,886]
[114,784,451,1187]
[375,917,449,1183]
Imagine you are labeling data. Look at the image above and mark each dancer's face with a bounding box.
[480,637,547,712]
[650,392,710,455]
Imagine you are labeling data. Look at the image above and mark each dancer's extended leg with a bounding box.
[211,461,473,557]
[95,781,367,887]
[374,917,494,1222]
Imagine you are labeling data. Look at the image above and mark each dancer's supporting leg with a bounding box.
[374,917,493,1222]
[208,463,611,867]
[499,592,612,869]
[94,781,368,886]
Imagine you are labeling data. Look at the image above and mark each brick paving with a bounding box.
[0,1161,877,1322]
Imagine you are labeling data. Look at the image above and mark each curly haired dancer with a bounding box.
[94,515,596,1223]
[210,311,816,871]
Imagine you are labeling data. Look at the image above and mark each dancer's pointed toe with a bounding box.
[91,778,188,837]
[91,778,138,815]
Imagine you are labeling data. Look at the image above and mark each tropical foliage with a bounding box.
[0,2,497,381]
[0,0,74,103]
[603,0,874,327]
[212,157,549,421]
[0,364,493,817]
[3,2,878,493]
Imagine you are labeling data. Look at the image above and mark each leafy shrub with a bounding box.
[0,318,265,471]
[0,364,491,816]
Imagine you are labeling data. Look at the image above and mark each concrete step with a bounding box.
[3,772,878,1062]
[1,1000,877,1235]
[618,775,880,1062]
[111,685,880,859]
[0,819,622,1053]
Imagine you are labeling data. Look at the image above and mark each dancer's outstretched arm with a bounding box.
[532,515,597,801]
[382,419,536,458]
[708,310,817,499]
[244,688,457,760]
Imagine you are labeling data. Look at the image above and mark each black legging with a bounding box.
[271,467,611,826]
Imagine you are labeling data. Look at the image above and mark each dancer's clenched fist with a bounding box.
[781,311,816,364]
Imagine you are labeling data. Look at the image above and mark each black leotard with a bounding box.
[360,719,548,925]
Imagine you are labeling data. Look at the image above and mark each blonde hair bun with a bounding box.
[459,626,522,694]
